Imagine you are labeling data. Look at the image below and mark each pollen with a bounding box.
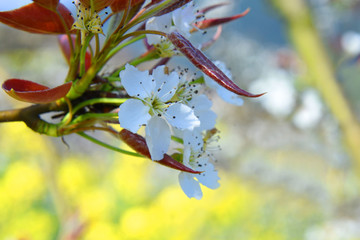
[71,2,105,43]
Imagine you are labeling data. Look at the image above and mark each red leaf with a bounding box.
[80,0,114,11]
[110,0,145,12]
[58,35,92,71]
[200,25,222,50]
[154,0,191,16]
[195,8,250,30]
[168,31,265,98]
[199,2,229,14]
[0,3,74,34]
[33,0,59,11]
[2,79,72,103]
[119,129,202,174]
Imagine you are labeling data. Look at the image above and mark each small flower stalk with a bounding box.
[0,0,263,199]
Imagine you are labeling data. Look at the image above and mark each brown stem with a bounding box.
[0,101,67,136]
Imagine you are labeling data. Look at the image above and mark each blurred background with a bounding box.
[1,0,360,239]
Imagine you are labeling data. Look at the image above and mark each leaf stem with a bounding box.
[80,34,93,76]
[77,132,143,157]
[61,98,127,124]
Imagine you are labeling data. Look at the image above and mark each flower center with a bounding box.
[144,96,168,116]
[155,39,178,58]
[71,2,104,43]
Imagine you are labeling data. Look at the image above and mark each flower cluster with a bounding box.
[0,0,262,199]
[117,59,244,198]
[118,63,221,198]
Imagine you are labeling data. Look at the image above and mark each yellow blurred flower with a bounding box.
[2,161,45,204]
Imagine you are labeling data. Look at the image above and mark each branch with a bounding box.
[0,101,67,136]
[271,0,360,174]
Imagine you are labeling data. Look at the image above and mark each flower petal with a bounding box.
[179,172,203,199]
[145,117,171,161]
[216,86,244,106]
[145,14,172,45]
[188,94,212,110]
[120,64,155,99]
[183,130,203,153]
[172,3,195,37]
[188,95,217,130]
[195,160,220,189]
[118,99,151,133]
[152,66,179,101]
[198,110,217,130]
[165,103,200,130]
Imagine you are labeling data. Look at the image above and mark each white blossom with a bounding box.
[118,64,200,160]
[145,1,198,56]
[178,130,220,199]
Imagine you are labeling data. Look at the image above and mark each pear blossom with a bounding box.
[187,95,217,131]
[118,64,200,160]
[171,2,197,38]
[178,130,220,199]
[145,1,199,55]
[203,61,244,106]
[175,69,217,130]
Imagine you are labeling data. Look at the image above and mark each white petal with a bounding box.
[120,64,155,99]
[188,95,217,130]
[145,14,172,45]
[188,95,212,111]
[195,160,220,189]
[152,66,179,102]
[165,103,200,130]
[145,117,171,161]
[172,3,195,37]
[216,87,244,106]
[118,99,151,133]
[183,130,203,153]
[178,172,203,199]
[197,110,217,131]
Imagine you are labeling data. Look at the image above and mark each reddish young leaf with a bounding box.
[195,8,250,30]
[168,31,265,98]
[110,0,145,12]
[58,35,92,71]
[199,2,229,14]
[80,0,114,11]
[33,0,59,11]
[0,3,74,34]
[154,0,191,16]
[119,129,202,174]
[200,25,222,51]
[2,79,72,103]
